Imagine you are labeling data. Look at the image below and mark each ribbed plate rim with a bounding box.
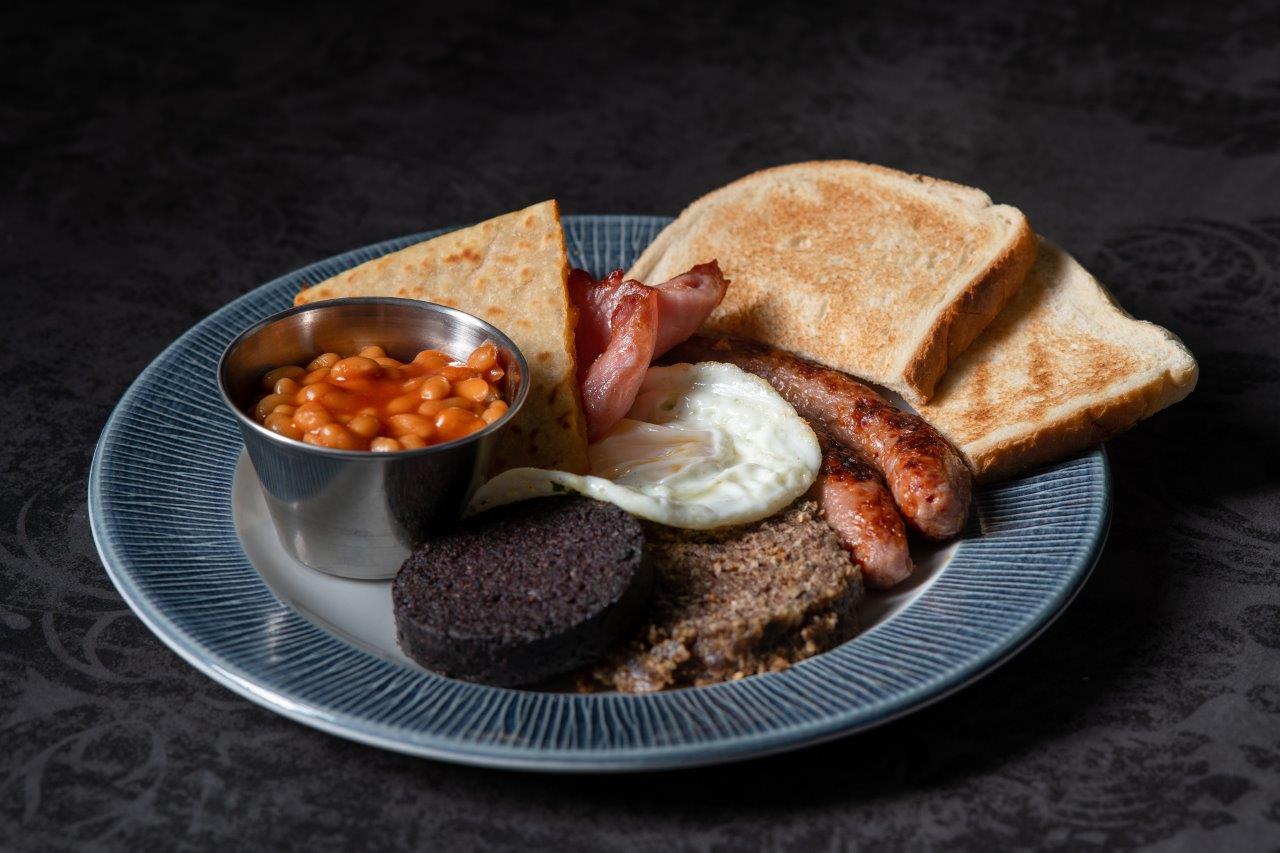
[88,215,1111,772]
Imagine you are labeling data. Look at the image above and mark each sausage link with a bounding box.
[817,440,913,588]
[669,335,972,539]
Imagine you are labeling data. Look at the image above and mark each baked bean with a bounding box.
[252,340,504,451]
[455,377,493,404]
[467,342,497,372]
[435,407,485,442]
[262,365,305,390]
[481,400,509,424]
[348,413,381,439]
[439,363,477,382]
[438,396,481,413]
[255,394,288,421]
[264,412,303,440]
[321,389,356,411]
[412,350,451,371]
[298,384,327,403]
[418,375,451,401]
[329,356,382,384]
[308,352,340,371]
[385,394,421,416]
[387,413,435,439]
[420,396,475,416]
[293,401,332,431]
[315,422,362,450]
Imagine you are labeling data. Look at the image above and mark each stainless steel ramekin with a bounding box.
[217,297,529,579]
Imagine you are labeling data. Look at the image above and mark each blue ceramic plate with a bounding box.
[89,215,1110,772]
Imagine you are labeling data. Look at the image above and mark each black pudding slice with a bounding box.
[393,496,650,687]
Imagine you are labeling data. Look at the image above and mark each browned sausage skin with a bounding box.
[669,335,973,539]
[816,440,913,589]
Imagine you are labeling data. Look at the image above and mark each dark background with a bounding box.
[4,2,1279,850]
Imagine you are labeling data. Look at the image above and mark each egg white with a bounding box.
[468,362,820,529]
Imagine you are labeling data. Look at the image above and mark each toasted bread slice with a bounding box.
[294,201,589,474]
[627,161,1036,402]
[917,239,1198,481]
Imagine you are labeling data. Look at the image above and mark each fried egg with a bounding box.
[469,362,820,528]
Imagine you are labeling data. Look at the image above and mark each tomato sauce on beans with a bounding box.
[251,342,509,451]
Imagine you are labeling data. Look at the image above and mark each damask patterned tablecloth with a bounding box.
[3,3,1278,850]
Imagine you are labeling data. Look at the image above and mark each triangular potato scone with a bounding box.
[296,200,589,473]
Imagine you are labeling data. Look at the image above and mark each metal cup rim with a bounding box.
[216,297,531,460]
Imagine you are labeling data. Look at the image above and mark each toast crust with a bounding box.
[966,371,1192,482]
[900,216,1038,401]
[628,160,1035,402]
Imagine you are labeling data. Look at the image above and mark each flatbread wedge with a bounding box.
[628,160,1037,403]
[917,238,1198,481]
[294,200,589,474]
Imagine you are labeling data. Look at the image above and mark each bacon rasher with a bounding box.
[569,262,728,441]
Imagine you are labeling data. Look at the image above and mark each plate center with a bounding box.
[232,450,957,676]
